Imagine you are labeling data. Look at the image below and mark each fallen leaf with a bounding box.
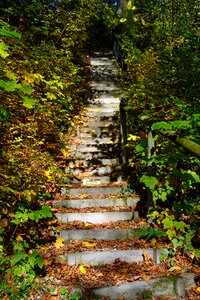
[143,249,151,262]
[96,272,104,277]
[82,241,96,248]
[196,287,200,293]
[169,266,181,272]
[79,265,87,274]
[54,237,65,248]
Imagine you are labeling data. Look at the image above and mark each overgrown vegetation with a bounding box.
[0,0,102,297]
[115,0,200,255]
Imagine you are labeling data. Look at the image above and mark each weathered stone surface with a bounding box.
[64,248,167,266]
[67,143,120,153]
[72,137,119,145]
[91,274,195,299]
[56,211,135,223]
[63,185,125,196]
[53,196,139,208]
[61,228,143,241]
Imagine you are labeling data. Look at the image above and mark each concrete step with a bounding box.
[91,97,120,105]
[61,228,143,241]
[56,210,137,224]
[80,175,123,185]
[67,143,120,153]
[72,137,119,145]
[83,110,118,118]
[61,185,126,196]
[68,151,120,160]
[77,130,118,140]
[82,121,118,128]
[71,175,123,185]
[62,248,167,266]
[53,196,139,208]
[90,58,117,67]
[91,81,120,92]
[87,102,119,110]
[81,114,118,123]
[65,165,122,177]
[91,273,195,300]
[67,158,119,169]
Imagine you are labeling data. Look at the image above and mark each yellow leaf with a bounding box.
[61,149,68,157]
[84,222,92,227]
[96,272,103,277]
[54,237,65,248]
[79,265,87,274]
[16,235,23,242]
[196,287,200,293]
[169,266,181,272]
[82,241,96,248]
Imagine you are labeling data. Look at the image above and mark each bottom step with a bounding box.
[91,273,195,300]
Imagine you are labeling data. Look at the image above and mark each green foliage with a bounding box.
[0,1,100,297]
[117,0,200,253]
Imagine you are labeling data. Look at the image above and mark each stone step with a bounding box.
[62,248,167,266]
[72,137,119,145]
[83,110,118,118]
[91,97,120,105]
[88,102,119,110]
[65,165,122,177]
[68,150,120,160]
[80,175,123,185]
[56,210,137,224]
[67,143,120,153]
[67,158,119,169]
[61,185,126,196]
[82,121,118,128]
[77,130,118,139]
[53,196,138,208]
[90,59,117,67]
[61,228,143,241]
[91,81,120,92]
[91,273,195,300]
[81,114,118,123]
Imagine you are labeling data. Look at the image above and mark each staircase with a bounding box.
[52,52,195,299]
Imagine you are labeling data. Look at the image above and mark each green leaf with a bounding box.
[140,175,158,189]
[41,206,52,218]
[0,28,21,38]
[0,108,9,121]
[28,256,36,268]
[10,252,27,266]
[36,256,44,269]
[172,238,182,248]
[151,122,172,131]
[22,96,36,109]
[170,120,191,129]
[0,80,18,92]
[135,144,145,152]
[162,216,174,229]
[0,42,9,58]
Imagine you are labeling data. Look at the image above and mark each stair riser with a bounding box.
[53,197,139,208]
[67,158,119,169]
[72,175,123,185]
[56,211,137,224]
[65,166,122,177]
[61,228,143,241]
[77,131,119,139]
[68,144,120,153]
[72,137,119,145]
[91,274,195,300]
[62,249,167,266]
[68,151,120,160]
[62,186,125,196]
